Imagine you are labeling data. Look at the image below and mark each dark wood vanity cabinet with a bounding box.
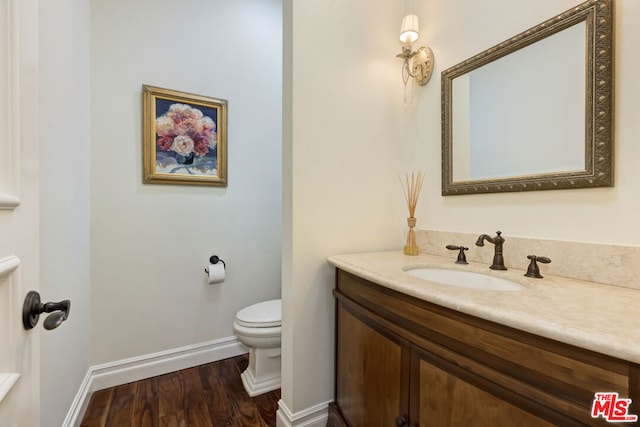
[328,269,640,427]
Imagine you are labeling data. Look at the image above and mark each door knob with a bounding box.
[22,291,71,330]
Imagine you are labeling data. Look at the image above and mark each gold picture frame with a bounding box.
[142,85,228,186]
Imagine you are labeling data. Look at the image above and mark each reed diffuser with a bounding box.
[399,171,425,255]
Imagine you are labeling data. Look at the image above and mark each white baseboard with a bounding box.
[276,399,330,427]
[62,368,92,427]
[89,336,247,392]
[63,336,247,427]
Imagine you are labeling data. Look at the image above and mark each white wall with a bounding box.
[410,0,640,246]
[39,0,91,425]
[90,0,282,364]
[281,0,408,415]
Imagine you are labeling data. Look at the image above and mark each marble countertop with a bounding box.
[328,251,640,364]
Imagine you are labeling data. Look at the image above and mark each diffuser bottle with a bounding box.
[399,171,424,256]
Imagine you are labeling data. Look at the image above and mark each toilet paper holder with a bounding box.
[205,255,226,274]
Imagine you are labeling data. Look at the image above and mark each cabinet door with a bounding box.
[336,302,410,427]
[412,348,554,427]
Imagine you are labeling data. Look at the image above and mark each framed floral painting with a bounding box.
[142,85,227,186]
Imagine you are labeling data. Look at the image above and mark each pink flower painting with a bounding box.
[155,102,218,173]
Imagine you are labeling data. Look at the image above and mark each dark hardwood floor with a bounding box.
[80,354,280,427]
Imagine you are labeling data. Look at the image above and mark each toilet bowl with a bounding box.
[233,299,281,397]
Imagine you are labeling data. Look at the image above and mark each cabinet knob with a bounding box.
[395,416,408,427]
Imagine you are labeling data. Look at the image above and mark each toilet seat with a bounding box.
[235,299,281,328]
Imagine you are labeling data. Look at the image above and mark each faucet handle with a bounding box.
[524,255,551,278]
[446,245,469,264]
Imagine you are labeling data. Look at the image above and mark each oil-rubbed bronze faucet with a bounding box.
[475,231,507,270]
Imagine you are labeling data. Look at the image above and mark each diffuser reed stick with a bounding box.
[399,171,425,255]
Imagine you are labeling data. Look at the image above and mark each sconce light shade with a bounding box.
[396,13,434,95]
[400,14,420,43]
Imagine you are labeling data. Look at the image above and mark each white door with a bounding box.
[0,0,41,425]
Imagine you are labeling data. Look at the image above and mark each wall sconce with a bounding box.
[396,14,434,88]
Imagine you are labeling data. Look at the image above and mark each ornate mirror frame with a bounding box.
[441,0,613,196]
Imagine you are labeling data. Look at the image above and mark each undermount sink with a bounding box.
[404,267,527,291]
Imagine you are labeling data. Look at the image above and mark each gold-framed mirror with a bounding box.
[441,0,613,195]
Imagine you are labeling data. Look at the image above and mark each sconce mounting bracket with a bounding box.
[411,47,434,86]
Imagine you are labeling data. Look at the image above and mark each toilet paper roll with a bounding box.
[207,262,226,284]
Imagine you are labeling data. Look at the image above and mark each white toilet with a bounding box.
[233,299,281,397]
